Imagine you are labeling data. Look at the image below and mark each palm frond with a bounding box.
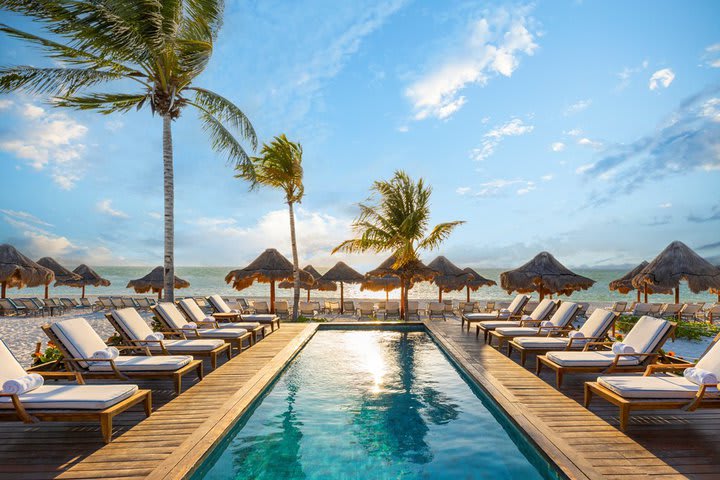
[418,221,465,251]
[192,88,257,149]
[54,93,148,114]
[194,105,251,171]
[0,66,128,96]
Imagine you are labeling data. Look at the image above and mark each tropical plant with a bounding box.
[0,0,257,301]
[236,134,304,320]
[31,341,63,366]
[333,170,464,319]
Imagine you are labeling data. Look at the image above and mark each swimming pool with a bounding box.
[192,328,562,479]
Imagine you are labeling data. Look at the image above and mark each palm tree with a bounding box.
[0,1,257,301]
[237,135,304,320]
[333,170,464,319]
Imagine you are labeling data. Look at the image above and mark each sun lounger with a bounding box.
[648,303,663,315]
[474,298,555,342]
[16,298,43,316]
[508,309,617,366]
[153,302,252,353]
[178,298,265,343]
[610,301,627,315]
[659,303,683,318]
[462,294,531,332]
[443,300,454,317]
[253,301,270,314]
[585,332,720,431]
[536,316,676,388]
[0,338,151,443]
[298,301,316,317]
[428,302,446,321]
[206,294,280,332]
[407,301,421,320]
[522,301,539,314]
[1,298,26,316]
[630,303,651,316]
[358,302,375,319]
[680,303,704,321]
[108,308,229,370]
[343,300,356,315]
[274,301,290,319]
[44,317,201,394]
[698,304,720,324]
[384,301,401,320]
[490,302,580,351]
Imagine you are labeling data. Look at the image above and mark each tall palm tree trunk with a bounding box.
[163,115,175,302]
[288,201,300,320]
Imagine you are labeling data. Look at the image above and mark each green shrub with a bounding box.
[295,316,330,323]
[616,315,720,342]
[31,342,63,366]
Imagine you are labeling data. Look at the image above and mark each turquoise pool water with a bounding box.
[192,329,561,479]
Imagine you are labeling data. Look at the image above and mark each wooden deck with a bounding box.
[0,322,317,480]
[427,320,720,480]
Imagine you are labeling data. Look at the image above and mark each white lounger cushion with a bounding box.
[466,313,505,321]
[496,326,546,337]
[214,322,260,330]
[547,302,579,327]
[525,299,556,321]
[239,314,277,324]
[0,340,31,384]
[694,334,720,377]
[623,316,672,353]
[579,309,616,337]
[478,320,522,329]
[512,337,570,349]
[159,339,225,352]
[0,384,138,410]
[88,355,193,372]
[208,294,232,313]
[546,351,641,367]
[50,318,111,368]
[156,302,191,330]
[111,308,155,340]
[178,298,207,323]
[183,328,248,339]
[597,375,719,399]
[466,295,529,321]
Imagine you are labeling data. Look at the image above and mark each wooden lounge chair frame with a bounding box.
[152,305,253,354]
[106,312,229,371]
[0,382,151,443]
[536,322,677,388]
[206,296,280,332]
[585,332,720,431]
[508,312,618,367]
[474,297,547,341]
[177,299,266,344]
[463,295,530,333]
[490,304,581,352]
[43,324,202,395]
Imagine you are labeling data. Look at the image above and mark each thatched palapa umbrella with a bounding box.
[127,266,190,300]
[631,241,720,304]
[609,261,671,302]
[461,267,497,302]
[320,261,364,312]
[501,251,595,300]
[0,244,54,297]
[71,264,111,298]
[225,248,313,313]
[279,265,336,302]
[361,275,401,302]
[366,255,437,317]
[427,256,468,302]
[36,257,82,299]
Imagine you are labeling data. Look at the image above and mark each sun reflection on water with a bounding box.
[350,333,387,394]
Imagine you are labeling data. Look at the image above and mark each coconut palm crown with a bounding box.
[0,0,257,301]
[333,170,464,317]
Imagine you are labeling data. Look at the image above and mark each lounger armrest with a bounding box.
[685,384,720,411]
[196,320,219,328]
[0,393,38,423]
[116,345,152,356]
[582,341,614,352]
[68,358,130,380]
[158,330,187,339]
[128,339,170,355]
[605,352,660,372]
[566,336,605,349]
[519,319,541,326]
[643,363,695,376]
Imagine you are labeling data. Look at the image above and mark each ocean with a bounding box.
[11,266,719,304]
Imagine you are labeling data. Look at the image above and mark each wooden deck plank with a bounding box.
[426,319,719,480]
[0,323,316,480]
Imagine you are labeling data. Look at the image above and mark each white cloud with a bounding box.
[564,99,592,115]
[565,128,582,137]
[0,99,13,109]
[550,142,565,152]
[575,163,595,174]
[96,199,129,219]
[700,98,720,122]
[704,43,720,68]
[541,174,554,181]
[659,203,672,208]
[649,68,675,90]
[405,6,538,120]
[456,186,471,195]
[516,181,535,195]
[470,118,534,161]
[462,178,536,197]
[0,104,88,189]
[577,137,602,149]
[616,60,648,90]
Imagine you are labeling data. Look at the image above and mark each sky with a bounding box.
[0,0,719,272]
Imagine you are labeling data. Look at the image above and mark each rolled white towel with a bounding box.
[231,309,240,314]
[612,342,635,355]
[540,320,552,327]
[567,330,584,339]
[521,315,532,321]
[203,316,215,323]
[684,367,718,386]
[2,373,44,395]
[145,332,164,341]
[182,322,198,330]
[92,347,119,360]
[499,308,510,314]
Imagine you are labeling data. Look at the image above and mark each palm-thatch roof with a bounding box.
[427,256,472,292]
[366,255,436,283]
[71,264,111,287]
[462,267,497,291]
[320,261,364,283]
[126,266,190,294]
[361,275,401,292]
[225,248,313,290]
[500,251,595,297]
[631,241,720,294]
[608,261,672,295]
[278,265,336,291]
[0,244,54,290]
[36,257,82,287]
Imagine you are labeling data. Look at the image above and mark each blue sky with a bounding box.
[0,0,719,271]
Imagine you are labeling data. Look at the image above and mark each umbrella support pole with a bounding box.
[44,284,49,299]
[438,287,442,302]
[81,285,86,299]
[1,282,5,298]
[675,287,679,305]
[340,282,344,313]
[644,285,648,303]
[466,286,470,303]
[270,281,276,314]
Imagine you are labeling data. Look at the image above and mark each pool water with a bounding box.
[192,329,560,479]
